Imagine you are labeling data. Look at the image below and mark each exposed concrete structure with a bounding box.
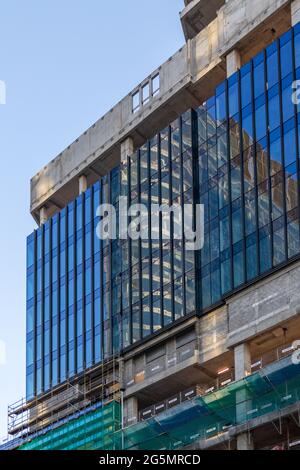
[78,175,87,195]
[226,261,300,349]
[39,206,48,226]
[234,344,251,381]
[234,344,253,450]
[123,397,139,427]
[226,49,242,77]
[30,0,292,224]
[180,0,226,40]
[236,433,254,451]
[292,0,300,25]
[120,137,134,165]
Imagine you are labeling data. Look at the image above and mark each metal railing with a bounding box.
[125,341,299,427]
[126,339,299,389]
[250,342,296,372]
[126,339,198,388]
[139,385,206,423]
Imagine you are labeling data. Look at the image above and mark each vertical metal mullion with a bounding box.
[33,230,37,397]
[64,208,69,379]
[73,202,77,373]
[57,213,61,382]
[158,131,164,328]
[108,174,113,357]
[265,50,274,272]
[148,146,154,336]
[91,186,95,365]
[41,224,45,393]
[147,141,154,334]
[226,81,234,293]
[278,38,289,263]
[214,103,222,305]
[238,70,247,284]
[191,108,201,314]
[99,180,104,362]
[292,27,300,252]
[137,150,143,339]
[82,193,86,369]
[127,161,133,344]
[263,49,271,273]
[255,51,269,276]
[49,218,53,388]
[169,125,175,323]
[180,116,187,318]
[161,126,172,326]
[251,58,261,280]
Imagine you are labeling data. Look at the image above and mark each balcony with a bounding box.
[117,351,300,450]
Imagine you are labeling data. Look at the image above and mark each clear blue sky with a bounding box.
[0,0,184,438]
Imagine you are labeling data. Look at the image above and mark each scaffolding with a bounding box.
[4,345,300,450]
[4,355,121,450]
[18,401,121,450]
[110,355,300,450]
[19,352,300,450]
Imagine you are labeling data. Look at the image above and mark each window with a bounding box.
[142,82,150,105]
[280,32,293,79]
[228,76,239,118]
[132,90,140,113]
[152,74,160,97]
[254,52,265,98]
[132,73,160,113]
[267,43,279,89]
[241,64,252,109]
[268,87,280,132]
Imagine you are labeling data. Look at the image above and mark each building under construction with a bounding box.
[3,0,300,451]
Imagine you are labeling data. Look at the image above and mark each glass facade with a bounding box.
[26,169,122,399]
[197,25,300,309]
[120,112,199,348]
[26,22,300,399]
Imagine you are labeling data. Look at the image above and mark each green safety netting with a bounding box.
[111,357,300,450]
[18,401,121,450]
[18,357,300,450]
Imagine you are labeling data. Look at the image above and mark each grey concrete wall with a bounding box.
[198,306,228,363]
[227,261,300,348]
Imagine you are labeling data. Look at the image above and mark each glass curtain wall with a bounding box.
[26,22,300,400]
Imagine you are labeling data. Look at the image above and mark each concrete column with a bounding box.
[124,396,138,427]
[79,174,87,194]
[237,433,254,451]
[234,343,253,450]
[292,0,300,26]
[121,137,134,164]
[234,343,251,380]
[226,49,241,78]
[39,206,48,225]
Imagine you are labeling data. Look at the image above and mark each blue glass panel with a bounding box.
[268,88,280,132]
[284,122,296,166]
[280,33,293,79]
[254,52,265,98]
[267,42,279,88]
[282,81,295,123]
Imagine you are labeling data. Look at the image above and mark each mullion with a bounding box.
[292,26,300,255]
[278,38,289,264]
[238,70,247,286]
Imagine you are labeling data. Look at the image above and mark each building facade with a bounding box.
[3,0,300,451]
